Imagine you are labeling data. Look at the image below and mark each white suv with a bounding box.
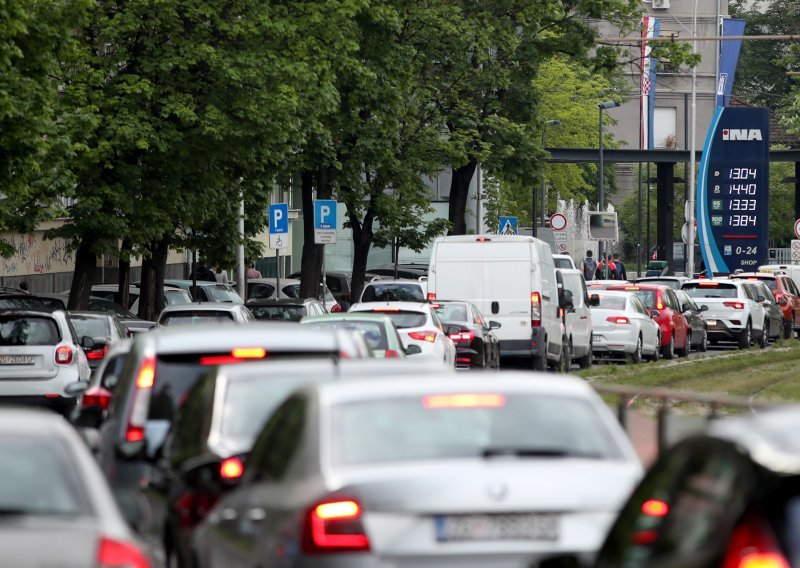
[682,279,766,348]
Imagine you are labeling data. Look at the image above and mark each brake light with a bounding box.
[82,386,112,411]
[624,286,640,290]
[86,344,109,361]
[384,350,401,358]
[722,512,789,568]
[135,355,156,389]
[55,346,73,365]
[699,281,719,286]
[97,536,151,568]
[607,316,630,324]
[558,307,565,318]
[373,307,400,312]
[408,330,437,343]
[331,304,342,313]
[531,291,541,326]
[302,499,370,553]
[642,499,669,517]
[423,393,506,408]
[219,457,244,480]
[531,292,541,304]
[656,297,664,310]
[747,277,759,281]
[449,331,475,342]
[427,293,437,301]
[200,347,267,366]
[476,237,491,242]
[125,353,156,443]
[724,301,745,310]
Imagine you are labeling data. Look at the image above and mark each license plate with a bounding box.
[592,334,602,342]
[0,354,36,365]
[435,513,559,542]
[706,320,717,326]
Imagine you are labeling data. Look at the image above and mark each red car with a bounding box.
[730,272,800,339]
[607,284,690,359]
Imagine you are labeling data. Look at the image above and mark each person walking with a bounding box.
[583,250,598,281]
[215,265,229,284]
[192,259,217,282]
[246,262,262,279]
[612,253,627,280]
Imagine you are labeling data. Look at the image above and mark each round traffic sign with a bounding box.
[792,240,800,251]
[550,213,567,231]
[794,218,800,239]
[558,243,568,253]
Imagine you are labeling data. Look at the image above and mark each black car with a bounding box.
[674,289,709,352]
[433,300,501,369]
[596,407,800,568]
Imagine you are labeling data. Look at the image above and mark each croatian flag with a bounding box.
[640,16,661,150]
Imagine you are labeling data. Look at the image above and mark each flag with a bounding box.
[717,18,746,107]
[640,16,661,150]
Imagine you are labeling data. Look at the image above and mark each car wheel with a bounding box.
[661,333,675,360]
[631,335,643,364]
[559,339,571,373]
[578,342,593,369]
[698,329,708,352]
[784,317,793,340]
[737,320,752,349]
[648,334,661,362]
[677,332,691,357]
[760,320,769,348]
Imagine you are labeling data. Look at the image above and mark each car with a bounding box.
[0,310,92,414]
[595,406,800,568]
[91,324,360,547]
[0,408,151,567]
[156,302,255,326]
[730,272,800,339]
[246,298,327,321]
[162,357,451,567]
[553,253,577,270]
[163,279,244,304]
[246,278,340,312]
[741,280,783,346]
[590,290,662,363]
[90,284,193,310]
[349,301,456,366]
[287,270,380,308]
[632,276,689,290]
[556,268,594,369]
[193,373,642,568]
[0,294,65,311]
[367,262,429,279]
[673,289,709,352]
[73,339,133,429]
[587,280,632,290]
[682,279,767,348]
[758,263,800,292]
[300,312,416,358]
[356,278,427,303]
[432,300,501,369]
[607,284,691,359]
[45,292,159,331]
[67,312,130,369]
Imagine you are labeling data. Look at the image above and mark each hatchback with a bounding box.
[301,312,415,358]
[157,303,254,326]
[590,291,661,363]
[682,279,766,348]
[245,278,340,312]
[358,279,427,303]
[247,298,326,321]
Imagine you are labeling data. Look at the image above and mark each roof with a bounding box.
[246,298,316,307]
[0,407,77,437]
[434,235,538,244]
[301,313,395,323]
[159,302,243,313]
[349,301,431,312]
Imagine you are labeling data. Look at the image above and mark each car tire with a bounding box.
[738,321,752,349]
[760,320,769,348]
[677,332,691,357]
[698,329,708,352]
[784,317,793,340]
[532,353,546,371]
[648,334,661,362]
[661,333,675,360]
[556,338,571,373]
[578,343,593,369]
[631,335,643,364]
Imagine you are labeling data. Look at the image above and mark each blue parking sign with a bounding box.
[269,203,288,234]
[314,200,337,244]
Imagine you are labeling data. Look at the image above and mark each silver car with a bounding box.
[194,373,642,567]
[157,302,255,326]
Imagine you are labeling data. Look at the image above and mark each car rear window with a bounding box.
[307,321,388,350]
[0,316,59,346]
[554,258,574,269]
[284,283,334,303]
[735,277,777,291]
[0,437,90,515]
[367,311,426,329]
[159,310,235,326]
[629,290,657,309]
[165,289,192,305]
[683,283,739,299]
[361,283,424,302]
[249,305,305,322]
[595,296,627,310]
[0,297,62,311]
[205,286,243,303]
[331,394,621,466]
[69,316,110,338]
[248,282,276,300]
[434,303,468,323]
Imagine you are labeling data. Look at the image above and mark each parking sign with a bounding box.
[268,203,288,249]
[314,200,337,244]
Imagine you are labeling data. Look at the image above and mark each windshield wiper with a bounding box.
[481,448,602,459]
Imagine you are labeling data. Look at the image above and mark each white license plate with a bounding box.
[592,334,602,342]
[706,320,717,326]
[435,513,559,542]
[0,355,35,365]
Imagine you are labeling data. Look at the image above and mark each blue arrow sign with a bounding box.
[499,216,518,235]
[269,203,289,234]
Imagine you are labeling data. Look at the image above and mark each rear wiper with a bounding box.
[481,448,601,459]
[0,509,27,516]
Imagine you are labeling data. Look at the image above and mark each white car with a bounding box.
[349,301,456,366]
[157,302,255,326]
[682,279,766,348]
[590,291,661,363]
[553,253,577,270]
[357,278,427,303]
[246,278,340,312]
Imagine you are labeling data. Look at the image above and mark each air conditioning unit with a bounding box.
[652,0,670,9]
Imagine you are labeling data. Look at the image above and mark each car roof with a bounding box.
[608,283,667,291]
[350,301,431,311]
[248,278,300,285]
[164,279,230,288]
[635,276,687,282]
[729,272,778,279]
[67,311,115,319]
[246,298,314,306]
[301,313,393,323]
[159,302,243,313]
[555,267,582,275]
[365,279,425,285]
[684,278,741,285]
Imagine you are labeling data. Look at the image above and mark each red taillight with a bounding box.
[200,347,267,366]
[135,355,156,389]
[219,457,244,480]
[82,386,112,411]
[722,513,789,568]
[125,354,156,443]
[656,297,665,310]
[531,292,541,304]
[331,304,342,313]
[97,536,151,568]
[384,350,401,358]
[641,499,669,517]
[372,307,400,312]
[449,330,475,342]
[302,499,370,554]
[624,286,640,290]
[607,316,631,324]
[427,293,437,301]
[408,330,437,343]
[699,281,719,286]
[86,344,109,361]
[476,237,491,242]
[423,393,506,408]
[724,301,745,310]
[55,346,73,365]
[531,291,541,326]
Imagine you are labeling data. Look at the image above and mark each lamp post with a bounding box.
[686,0,699,278]
[598,100,621,278]
[535,120,561,237]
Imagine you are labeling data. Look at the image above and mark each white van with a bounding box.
[427,235,565,371]
[556,268,593,369]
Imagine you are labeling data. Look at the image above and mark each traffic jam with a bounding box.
[1,235,799,567]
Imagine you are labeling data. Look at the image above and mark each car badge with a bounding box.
[487,481,508,501]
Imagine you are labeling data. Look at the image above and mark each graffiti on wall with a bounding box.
[0,233,75,277]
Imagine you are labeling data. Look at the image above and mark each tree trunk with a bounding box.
[299,167,335,299]
[154,234,170,315]
[138,250,157,322]
[448,160,478,235]
[67,238,96,310]
[349,209,374,304]
[116,240,132,308]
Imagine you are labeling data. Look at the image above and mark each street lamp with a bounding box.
[598,100,620,278]
[686,0,699,278]
[535,120,561,237]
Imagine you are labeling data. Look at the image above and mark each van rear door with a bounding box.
[480,241,533,342]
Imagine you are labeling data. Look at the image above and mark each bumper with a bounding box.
[499,328,546,358]
[293,552,593,568]
[0,395,79,415]
[0,369,85,397]
[591,328,636,354]
[454,345,482,369]
[704,318,742,340]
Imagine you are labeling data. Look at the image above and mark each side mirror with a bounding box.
[588,294,600,307]
[64,381,89,397]
[80,336,95,350]
[559,289,574,310]
[681,303,691,313]
[405,344,423,356]
[488,320,502,330]
[651,310,661,319]
[700,304,709,312]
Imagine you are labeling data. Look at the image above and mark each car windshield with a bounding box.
[636,279,681,290]
[165,289,192,305]
[361,283,424,302]
[88,299,136,318]
[205,286,243,303]
[554,258,574,269]
[308,320,388,350]
[434,303,468,323]
[249,305,305,322]
[248,282,276,300]
[595,296,627,310]
[159,310,235,326]
[683,283,739,299]
[148,355,220,422]
[0,316,59,346]
[69,316,110,338]
[0,438,89,516]
[331,394,621,466]
[365,310,426,329]
[0,297,62,311]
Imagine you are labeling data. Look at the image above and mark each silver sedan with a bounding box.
[193,373,642,567]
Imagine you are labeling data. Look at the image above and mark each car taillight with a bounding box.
[724,301,745,310]
[125,353,156,443]
[607,316,631,324]
[722,512,789,568]
[427,293,437,301]
[219,457,244,480]
[449,331,475,342]
[55,346,73,365]
[331,304,342,313]
[656,297,664,310]
[384,350,401,358]
[408,330,437,343]
[86,344,109,361]
[82,386,112,411]
[200,347,268,366]
[97,536,151,568]
[302,499,370,554]
[641,499,669,517]
[531,292,541,326]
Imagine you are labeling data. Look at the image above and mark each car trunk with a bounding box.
[0,516,100,567]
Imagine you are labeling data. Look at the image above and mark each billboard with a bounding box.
[697,107,769,274]
[587,212,618,241]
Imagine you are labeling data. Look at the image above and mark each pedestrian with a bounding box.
[246,262,262,280]
[215,265,229,284]
[192,259,217,282]
[612,253,627,280]
[596,254,617,280]
[583,250,598,281]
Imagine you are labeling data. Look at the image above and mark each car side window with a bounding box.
[666,290,679,310]
[471,304,486,327]
[327,277,342,293]
[785,277,800,296]
[429,310,444,331]
[246,395,306,482]
[630,296,646,315]
[742,284,755,301]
